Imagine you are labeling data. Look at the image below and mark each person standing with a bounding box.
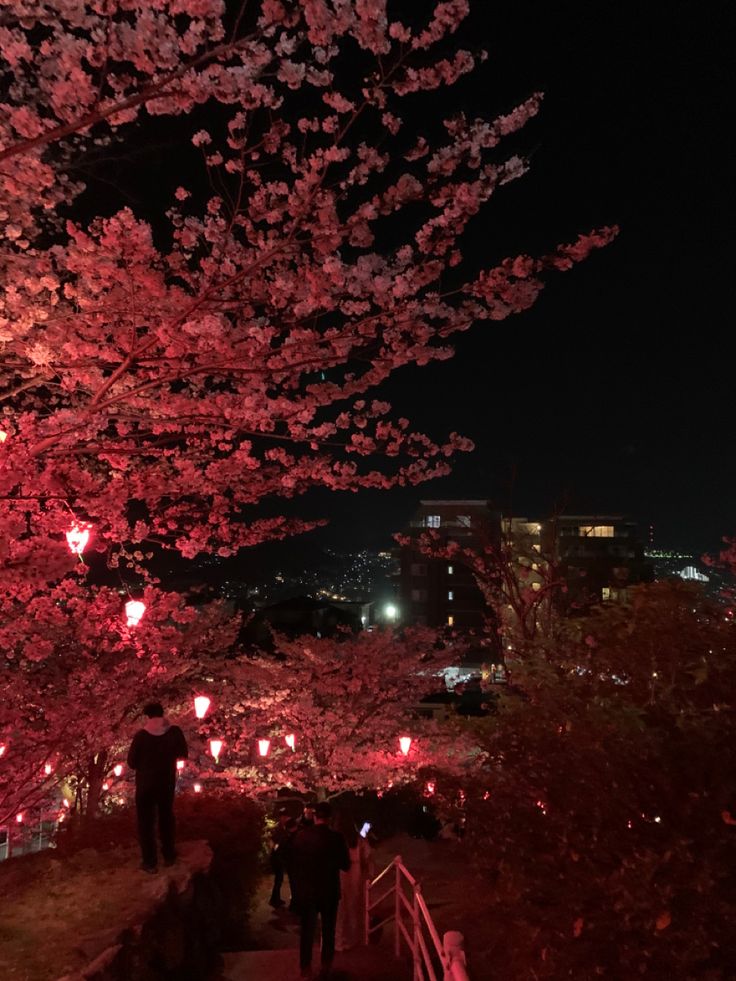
[290,800,350,979]
[127,701,188,873]
[269,807,295,908]
[334,814,372,951]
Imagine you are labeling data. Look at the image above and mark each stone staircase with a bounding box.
[221,945,412,980]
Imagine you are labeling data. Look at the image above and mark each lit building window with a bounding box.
[448,591,454,601]
[447,565,454,575]
[579,525,614,538]
[447,615,454,626]
[602,586,611,601]
[425,515,441,528]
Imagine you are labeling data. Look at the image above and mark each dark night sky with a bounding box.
[81,1,735,561]
[312,0,735,554]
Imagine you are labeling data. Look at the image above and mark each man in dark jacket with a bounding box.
[127,702,188,873]
[289,800,350,979]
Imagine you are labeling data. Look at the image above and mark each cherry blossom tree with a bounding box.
[192,626,482,799]
[0,579,238,826]
[0,2,616,828]
[1,0,616,573]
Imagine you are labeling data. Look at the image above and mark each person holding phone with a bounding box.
[334,811,373,952]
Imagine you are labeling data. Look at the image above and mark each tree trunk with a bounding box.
[83,750,108,822]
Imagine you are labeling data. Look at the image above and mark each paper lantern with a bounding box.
[194,695,211,719]
[209,739,223,761]
[125,599,146,627]
[398,735,412,756]
[0,429,7,442]
[66,522,91,556]
[284,733,296,751]
[16,812,23,823]
[176,759,185,771]
[258,738,271,757]
[102,781,109,791]
[193,782,202,793]
[113,763,123,777]
[44,763,52,776]
[62,799,70,809]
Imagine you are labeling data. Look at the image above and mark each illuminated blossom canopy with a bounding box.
[0,0,615,578]
[0,1,615,820]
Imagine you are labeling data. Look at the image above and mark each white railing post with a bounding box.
[443,931,468,981]
[394,858,402,957]
[413,883,422,981]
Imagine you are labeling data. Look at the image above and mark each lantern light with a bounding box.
[194,695,211,719]
[0,429,7,442]
[66,522,92,557]
[62,799,70,809]
[16,812,23,823]
[113,763,123,777]
[209,739,223,762]
[44,763,52,776]
[125,599,146,627]
[176,759,185,771]
[193,782,202,793]
[398,736,412,756]
[425,781,436,796]
[285,733,296,751]
[102,781,110,791]
[0,743,6,757]
[258,738,271,757]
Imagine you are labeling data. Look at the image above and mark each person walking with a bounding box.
[334,813,372,951]
[289,800,350,980]
[269,807,295,908]
[127,701,188,873]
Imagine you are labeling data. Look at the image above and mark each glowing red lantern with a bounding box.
[398,735,412,756]
[285,733,296,751]
[193,782,202,793]
[113,763,123,777]
[176,759,185,771]
[66,522,92,556]
[194,695,211,719]
[258,738,271,757]
[16,812,23,823]
[125,599,146,627]
[209,739,223,762]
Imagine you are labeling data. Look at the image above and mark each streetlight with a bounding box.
[384,603,398,621]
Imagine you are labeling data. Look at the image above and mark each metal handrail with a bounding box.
[364,854,470,981]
